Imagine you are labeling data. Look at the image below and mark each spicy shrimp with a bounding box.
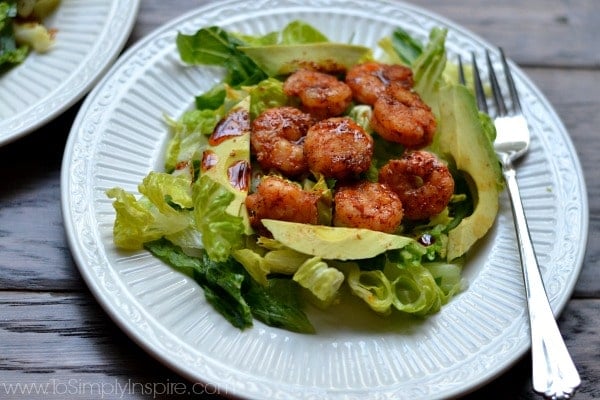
[371,82,437,148]
[303,117,374,181]
[245,175,321,234]
[333,181,403,233]
[283,69,353,119]
[345,61,414,105]
[250,106,314,177]
[378,150,454,220]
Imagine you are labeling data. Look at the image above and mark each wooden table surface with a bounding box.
[1,0,598,398]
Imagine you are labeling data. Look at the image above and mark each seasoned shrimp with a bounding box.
[245,175,321,234]
[371,82,437,148]
[283,69,353,119]
[345,61,414,105]
[333,181,403,233]
[251,106,314,177]
[378,150,454,220]
[303,117,374,180]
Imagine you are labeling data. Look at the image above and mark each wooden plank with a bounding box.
[0,292,199,399]
[408,0,600,67]
[130,0,600,67]
[0,292,598,399]
[523,68,600,298]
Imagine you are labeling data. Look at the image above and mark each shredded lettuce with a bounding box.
[107,20,497,333]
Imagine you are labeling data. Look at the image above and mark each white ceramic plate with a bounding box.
[0,0,140,146]
[61,1,588,399]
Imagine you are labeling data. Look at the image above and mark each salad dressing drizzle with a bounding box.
[209,108,250,146]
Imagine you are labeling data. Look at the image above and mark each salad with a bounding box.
[0,0,60,71]
[107,21,503,334]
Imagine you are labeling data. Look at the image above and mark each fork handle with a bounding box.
[503,161,581,399]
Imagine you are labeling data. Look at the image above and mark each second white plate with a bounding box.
[0,0,140,146]
[61,1,588,399]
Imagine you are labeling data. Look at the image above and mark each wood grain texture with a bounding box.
[1,0,598,399]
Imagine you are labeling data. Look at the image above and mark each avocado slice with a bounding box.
[433,84,503,260]
[201,96,253,234]
[238,43,371,76]
[262,219,414,260]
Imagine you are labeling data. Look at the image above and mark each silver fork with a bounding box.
[458,49,581,399]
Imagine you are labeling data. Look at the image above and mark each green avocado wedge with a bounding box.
[433,84,503,260]
[201,96,253,234]
[238,43,372,76]
[261,219,414,260]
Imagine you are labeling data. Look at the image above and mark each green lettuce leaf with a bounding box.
[145,239,253,329]
[106,173,194,250]
[145,239,314,333]
[176,26,267,87]
[192,175,245,262]
[279,20,329,44]
[293,257,344,305]
[245,278,315,334]
[248,77,289,119]
[412,27,448,107]
[163,111,212,173]
[344,263,393,314]
[378,26,423,66]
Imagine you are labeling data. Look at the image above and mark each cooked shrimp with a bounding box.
[333,181,403,233]
[245,175,321,234]
[378,150,454,220]
[345,61,414,105]
[370,82,437,148]
[250,106,314,177]
[283,69,353,119]
[303,117,374,181]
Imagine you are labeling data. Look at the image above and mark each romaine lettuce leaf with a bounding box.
[248,77,289,119]
[344,263,393,314]
[106,173,194,250]
[145,239,253,329]
[192,175,245,262]
[378,26,423,66]
[245,278,315,334]
[145,239,314,333]
[412,27,448,107]
[293,257,344,305]
[176,26,267,87]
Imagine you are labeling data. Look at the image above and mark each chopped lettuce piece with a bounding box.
[145,239,253,329]
[293,257,344,305]
[412,27,448,107]
[192,175,245,262]
[163,111,213,173]
[378,26,423,66]
[14,21,53,52]
[176,26,267,87]
[245,278,315,334]
[279,20,329,44]
[344,263,393,314]
[145,239,314,333]
[106,174,193,251]
[247,77,289,119]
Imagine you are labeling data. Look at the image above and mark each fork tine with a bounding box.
[485,49,508,116]
[499,47,522,113]
[470,51,488,114]
[457,55,466,85]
